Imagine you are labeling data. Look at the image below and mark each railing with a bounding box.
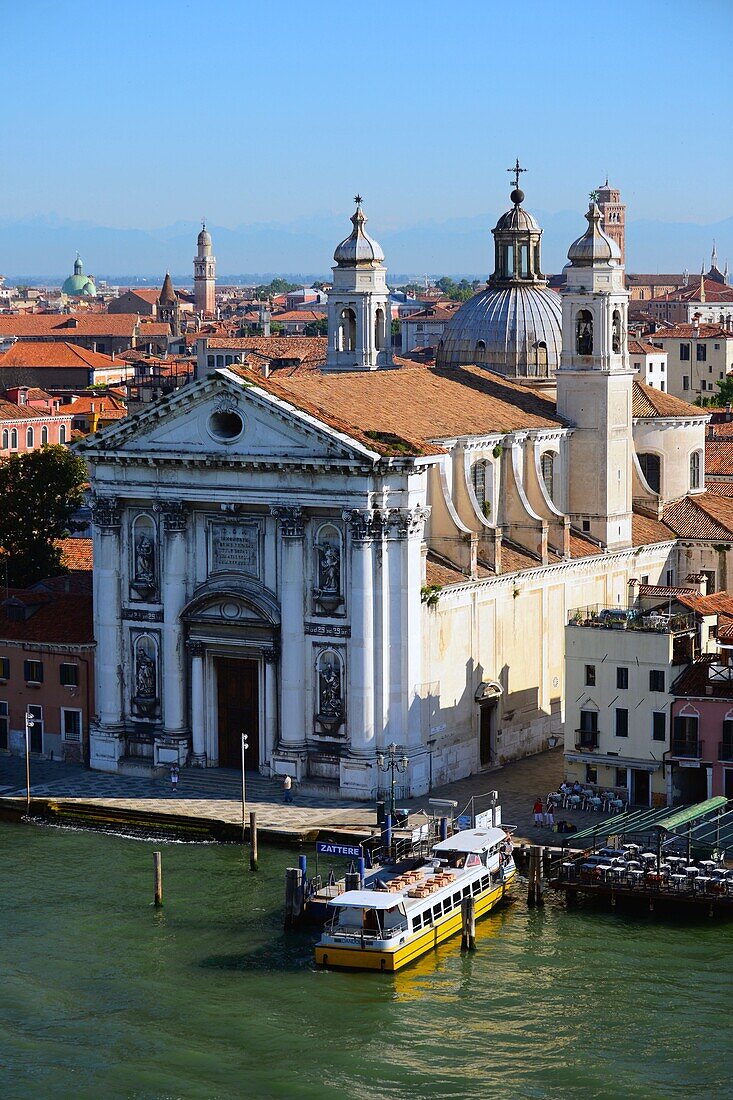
[671,739,701,758]
[708,664,733,683]
[568,605,696,634]
[719,741,733,762]
[574,730,600,750]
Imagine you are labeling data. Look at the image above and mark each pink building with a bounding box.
[0,387,73,454]
[671,643,733,802]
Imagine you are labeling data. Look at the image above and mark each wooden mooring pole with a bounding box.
[153,851,163,908]
[284,867,303,930]
[461,896,476,951]
[527,845,544,907]
[249,810,259,871]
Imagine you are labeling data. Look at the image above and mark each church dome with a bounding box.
[567,201,621,266]
[436,169,562,381]
[197,223,212,248]
[61,253,96,297]
[333,197,384,267]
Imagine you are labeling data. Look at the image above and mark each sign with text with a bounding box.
[316,841,362,859]
[210,522,260,577]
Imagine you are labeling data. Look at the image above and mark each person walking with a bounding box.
[544,802,555,829]
[283,774,293,804]
[533,797,543,827]
[170,765,179,795]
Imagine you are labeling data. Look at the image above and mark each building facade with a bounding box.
[194,224,216,317]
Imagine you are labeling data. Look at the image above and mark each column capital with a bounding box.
[271,505,305,538]
[262,644,280,663]
[187,639,205,658]
[387,506,430,540]
[343,508,378,543]
[155,501,188,532]
[91,494,121,530]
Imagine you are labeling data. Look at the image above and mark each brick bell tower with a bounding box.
[193,222,216,317]
[596,179,626,266]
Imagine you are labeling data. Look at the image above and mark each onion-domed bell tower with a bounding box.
[193,223,216,317]
[557,195,634,551]
[325,196,392,372]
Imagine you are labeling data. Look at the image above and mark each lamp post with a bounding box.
[24,710,35,814]
[241,733,249,843]
[376,742,409,819]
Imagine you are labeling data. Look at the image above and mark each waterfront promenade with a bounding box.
[0,748,571,843]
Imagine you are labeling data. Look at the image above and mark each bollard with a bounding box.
[536,843,545,907]
[153,851,163,908]
[461,896,476,951]
[284,867,303,930]
[249,810,259,871]
[357,856,366,889]
[440,816,448,842]
[527,845,545,908]
[383,813,393,858]
[344,871,360,892]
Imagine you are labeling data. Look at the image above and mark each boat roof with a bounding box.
[328,890,405,909]
[432,826,506,853]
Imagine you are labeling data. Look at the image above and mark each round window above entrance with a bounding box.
[208,409,244,443]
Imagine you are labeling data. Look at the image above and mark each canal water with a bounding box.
[1,821,731,1100]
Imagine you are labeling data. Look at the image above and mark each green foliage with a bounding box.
[254,278,301,298]
[420,584,443,608]
[436,276,479,302]
[492,444,503,459]
[710,376,733,407]
[304,318,328,336]
[0,446,87,587]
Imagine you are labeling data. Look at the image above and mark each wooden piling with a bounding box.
[284,867,303,930]
[249,811,259,871]
[153,851,163,908]
[527,845,544,907]
[461,896,476,951]
[344,871,361,892]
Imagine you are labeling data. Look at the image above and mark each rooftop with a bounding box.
[568,604,696,635]
[631,379,706,420]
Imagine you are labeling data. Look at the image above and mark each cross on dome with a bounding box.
[354,194,363,207]
[507,159,526,191]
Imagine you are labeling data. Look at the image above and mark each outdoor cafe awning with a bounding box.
[653,797,728,833]
[562,797,730,847]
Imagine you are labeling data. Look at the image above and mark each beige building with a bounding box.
[649,322,733,401]
[628,337,668,391]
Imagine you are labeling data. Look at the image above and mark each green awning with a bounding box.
[654,797,728,832]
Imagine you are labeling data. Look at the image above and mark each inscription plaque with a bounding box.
[211,523,260,576]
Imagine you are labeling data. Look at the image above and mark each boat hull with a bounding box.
[315,869,515,972]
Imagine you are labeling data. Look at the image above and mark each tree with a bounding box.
[304,318,328,336]
[0,446,87,587]
[254,277,300,298]
[712,376,733,407]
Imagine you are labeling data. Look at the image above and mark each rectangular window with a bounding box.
[683,376,690,390]
[61,709,82,742]
[666,569,674,586]
[715,343,721,350]
[24,659,43,684]
[680,343,690,361]
[617,667,629,689]
[701,569,716,593]
[60,663,79,687]
[0,656,8,680]
[615,767,628,789]
[708,364,713,374]
[652,712,666,742]
[585,764,597,784]
[585,665,596,686]
[580,710,598,732]
[615,708,629,737]
[0,701,7,750]
[697,343,707,362]
[649,669,665,692]
[207,355,214,368]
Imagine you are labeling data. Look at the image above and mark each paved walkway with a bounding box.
[0,748,596,844]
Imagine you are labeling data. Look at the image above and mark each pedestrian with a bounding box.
[532,797,543,827]
[170,765,179,794]
[283,773,293,804]
[544,803,555,829]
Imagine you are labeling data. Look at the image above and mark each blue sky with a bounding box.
[1,0,731,273]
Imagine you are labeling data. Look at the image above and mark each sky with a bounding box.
[1,0,731,275]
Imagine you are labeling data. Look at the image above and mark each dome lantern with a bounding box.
[566,199,621,267]
[490,161,546,287]
[333,195,385,268]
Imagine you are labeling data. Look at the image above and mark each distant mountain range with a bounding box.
[1,210,731,284]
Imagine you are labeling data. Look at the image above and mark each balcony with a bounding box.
[568,605,696,635]
[575,729,599,751]
[671,739,701,758]
[719,741,733,762]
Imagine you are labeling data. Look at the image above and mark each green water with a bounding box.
[1,822,731,1100]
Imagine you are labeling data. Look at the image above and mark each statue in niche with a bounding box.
[317,542,340,593]
[135,533,155,583]
[136,648,156,699]
[319,661,342,719]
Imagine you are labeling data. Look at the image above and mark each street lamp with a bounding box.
[24,710,35,814]
[376,742,409,818]
[241,733,249,842]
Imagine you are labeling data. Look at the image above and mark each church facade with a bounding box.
[79,189,733,797]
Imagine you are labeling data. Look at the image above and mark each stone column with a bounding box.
[159,502,188,737]
[263,645,279,770]
[403,507,430,749]
[345,509,376,754]
[91,495,123,729]
[271,507,306,747]
[188,640,206,766]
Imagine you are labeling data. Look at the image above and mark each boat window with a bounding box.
[336,906,364,929]
[445,852,467,869]
[462,885,471,898]
[452,891,461,906]
[471,880,481,895]
[466,853,482,868]
[364,909,381,933]
[432,902,442,920]
[482,875,491,890]
[424,910,433,925]
[412,914,422,931]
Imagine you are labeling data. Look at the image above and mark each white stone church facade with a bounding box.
[79,189,733,798]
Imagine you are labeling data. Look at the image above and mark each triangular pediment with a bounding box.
[74,373,378,465]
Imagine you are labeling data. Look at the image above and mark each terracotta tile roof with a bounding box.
[675,590,733,617]
[0,314,167,338]
[0,398,57,421]
[266,364,566,447]
[649,276,733,304]
[631,512,676,545]
[707,416,733,439]
[425,551,465,587]
[271,310,326,322]
[57,537,93,572]
[649,322,733,340]
[632,379,706,419]
[401,304,461,323]
[0,341,123,370]
[671,655,733,700]
[122,288,161,303]
[627,274,685,287]
[69,394,127,415]
[0,589,93,644]
[204,336,327,362]
[662,492,733,540]
[628,338,665,356]
[637,583,695,599]
[706,481,733,497]
[706,440,733,476]
[568,533,603,559]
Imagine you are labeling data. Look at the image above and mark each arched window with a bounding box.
[535,341,548,376]
[59,425,66,444]
[475,340,486,360]
[41,426,48,445]
[10,429,18,450]
[540,452,554,500]
[26,427,34,448]
[519,244,529,277]
[638,453,661,494]
[576,310,593,355]
[471,459,493,519]
[690,450,702,490]
[612,309,622,354]
[504,245,514,276]
[1,429,7,450]
[338,308,356,353]
[375,307,384,351]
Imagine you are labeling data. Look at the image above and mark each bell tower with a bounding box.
[596,179,626,265]
[556,196,634,551]
[193,223,216,316]
[325,196,392,372]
